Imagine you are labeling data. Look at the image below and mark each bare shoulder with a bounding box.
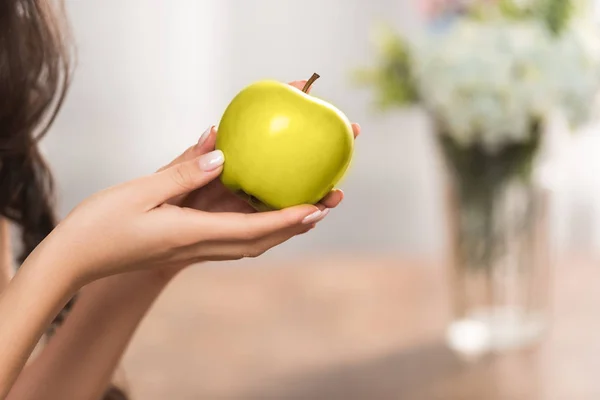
[0,217,13,291]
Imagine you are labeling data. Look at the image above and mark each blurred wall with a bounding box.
[43,0,600,259]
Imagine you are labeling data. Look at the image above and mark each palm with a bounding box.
[182,178,256,214]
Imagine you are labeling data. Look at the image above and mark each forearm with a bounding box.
[0,247,78,399]
[6,269,172,400]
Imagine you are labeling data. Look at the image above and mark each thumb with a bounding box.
[157,126,218,173]
[136,150,225,207]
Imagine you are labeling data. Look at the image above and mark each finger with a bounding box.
[193,204,328,242]
[183,181,256,213]
[157,126,217,173]
[159,126,218,207]
[196,125,218,155]
[319,189,344,209]
[243,223,313,258]
[352,123,361,139]
[250,222,314,255]
[192,223,314,261]
[134,150,225,207]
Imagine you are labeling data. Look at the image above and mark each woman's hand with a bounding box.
[40,147,327,285]
[0,79,358,397]
[177,123,360,213]
[39,78,359,285]
[164,79,360,214]
[153,79,361,278]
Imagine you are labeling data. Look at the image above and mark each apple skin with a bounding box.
[215,79,354,210]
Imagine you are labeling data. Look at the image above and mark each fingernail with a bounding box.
[197,126,212,147]
[302,208,330,224]
[198,150,224,171]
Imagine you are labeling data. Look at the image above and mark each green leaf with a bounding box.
[352,26,418,109]
[539,0,573,35]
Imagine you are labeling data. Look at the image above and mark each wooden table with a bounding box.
[122,255,600,400]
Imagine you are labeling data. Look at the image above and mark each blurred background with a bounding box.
[39,0,600,399]
[45,0,600,258]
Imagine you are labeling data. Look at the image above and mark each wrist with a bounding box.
[31,225,199,291]
[21,234,83,297]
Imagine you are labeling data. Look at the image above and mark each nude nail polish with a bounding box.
[199,150,224,171]
[302,208,330,224]
[197,126,212,147]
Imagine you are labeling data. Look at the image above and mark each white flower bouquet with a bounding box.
[413,19,600,151]
[358,0,600,269]
[360,0,600,149]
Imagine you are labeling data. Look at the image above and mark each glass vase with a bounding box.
[440,133,552,358]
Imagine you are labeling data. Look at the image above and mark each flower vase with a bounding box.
[440,130,552,357]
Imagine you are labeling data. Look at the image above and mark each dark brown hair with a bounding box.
[0,1,126,399]
[0,0,67,263]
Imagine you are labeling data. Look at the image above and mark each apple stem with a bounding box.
[302,73,320,93]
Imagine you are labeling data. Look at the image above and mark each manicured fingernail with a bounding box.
[198,150,224,171]
[197,126,212,147]
[302,208,330,224]
[315,208,330,222]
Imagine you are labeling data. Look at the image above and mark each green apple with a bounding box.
[215,73,354,210]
